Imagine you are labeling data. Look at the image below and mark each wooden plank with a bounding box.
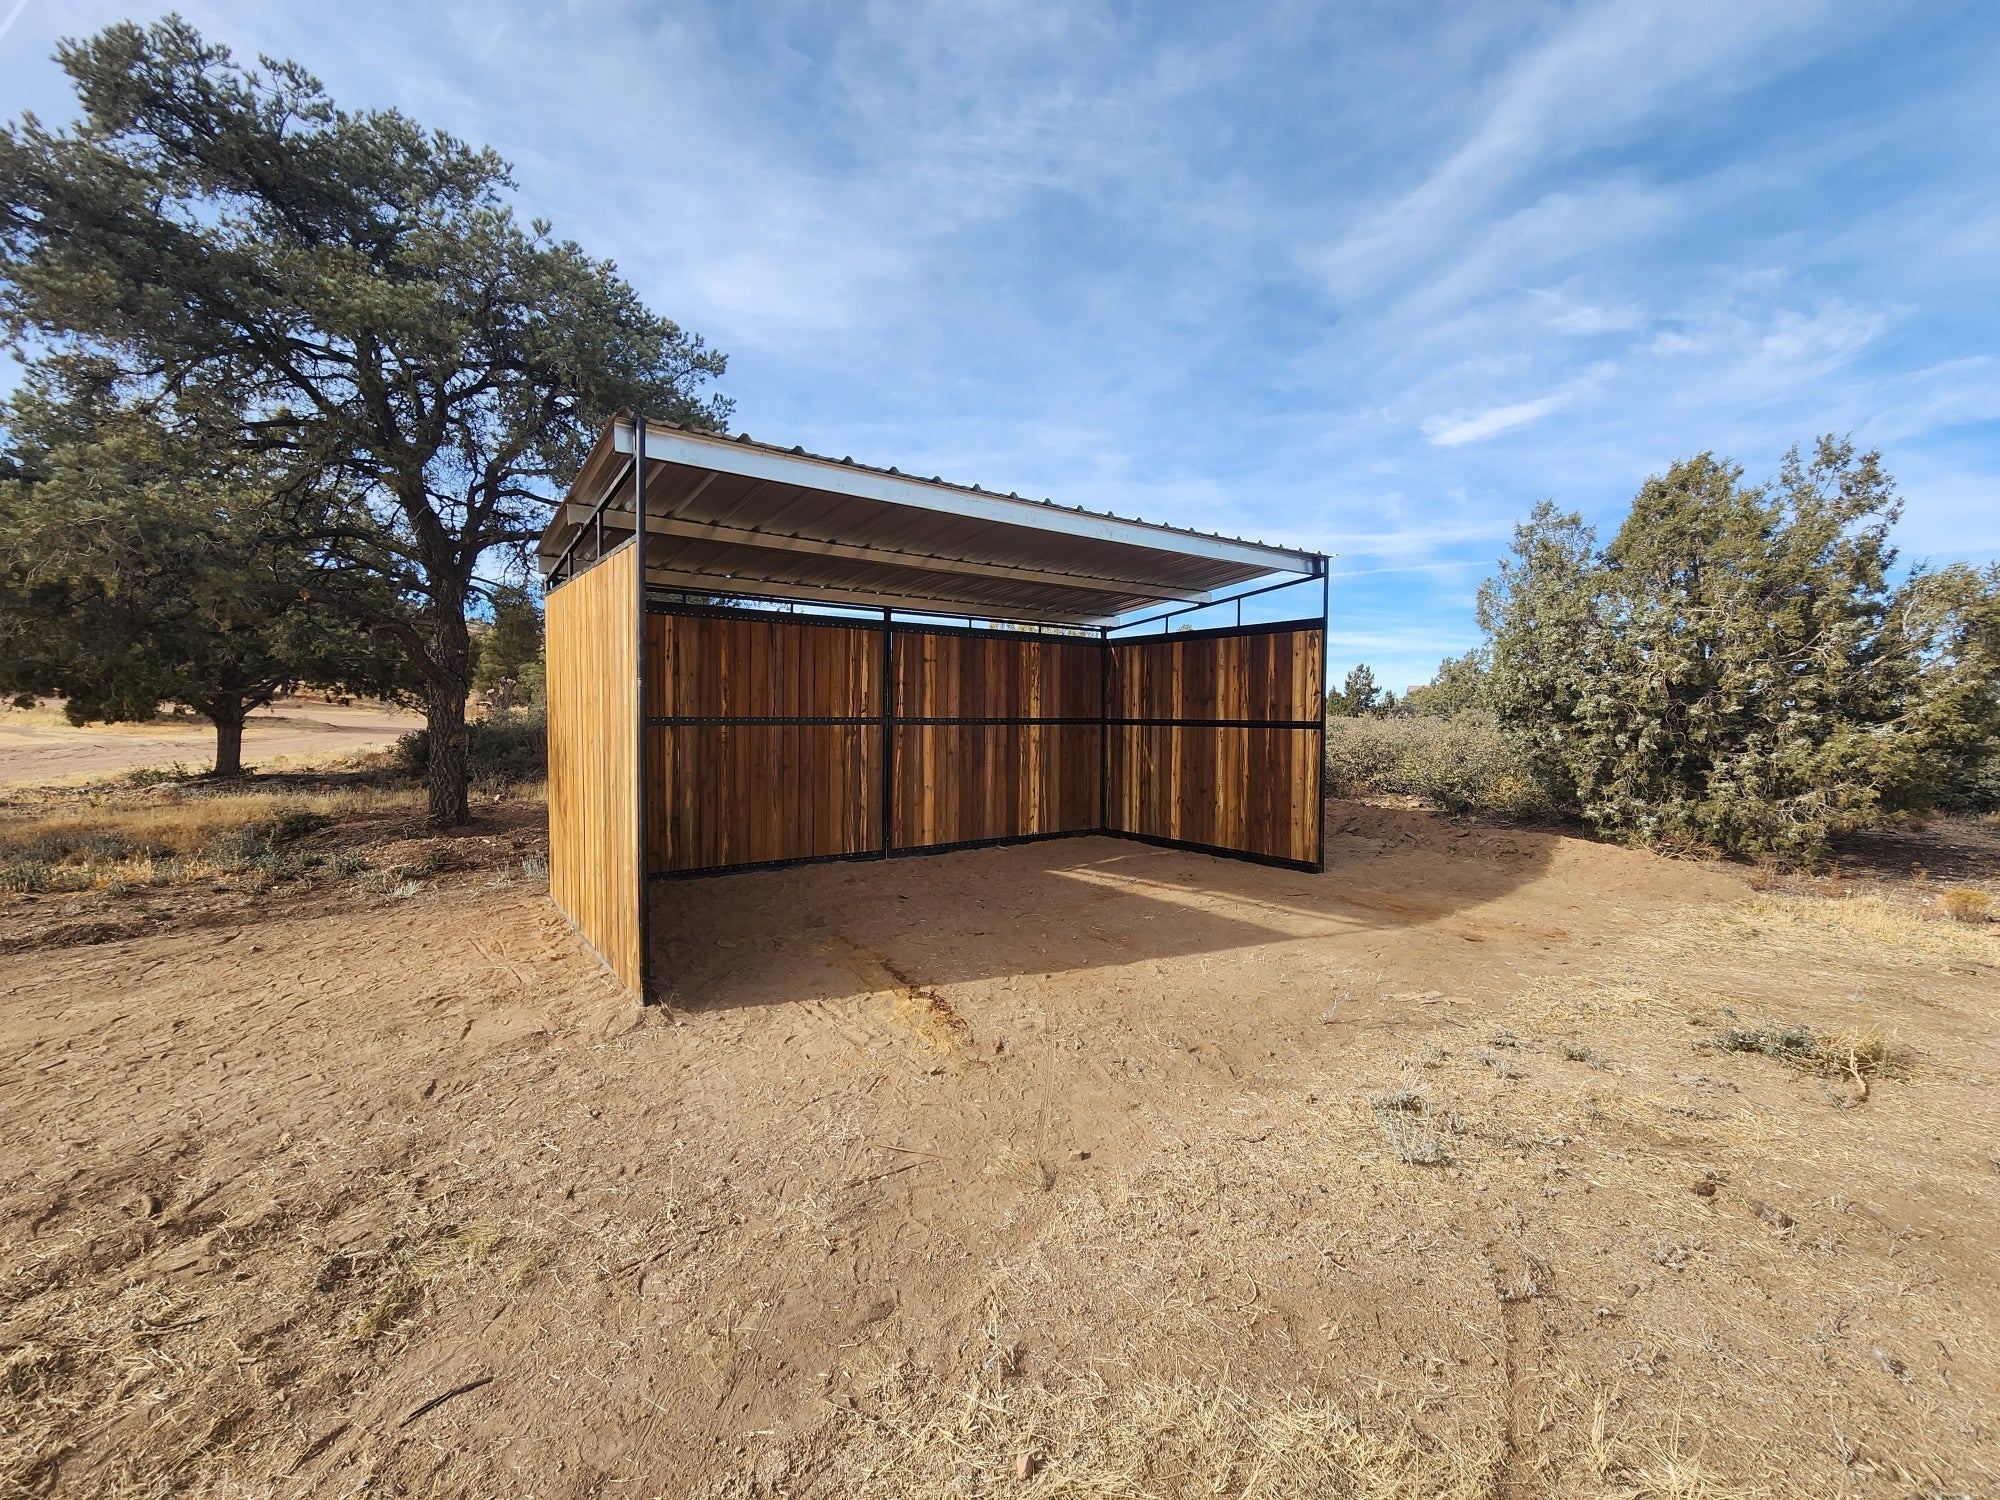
[646,613,882,720]
[546,544,642,991]
[641,723,883,871]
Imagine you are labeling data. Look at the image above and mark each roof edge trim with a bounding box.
[612,421,1319,576]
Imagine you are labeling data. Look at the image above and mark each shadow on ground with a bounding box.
[648,801,1561,1009]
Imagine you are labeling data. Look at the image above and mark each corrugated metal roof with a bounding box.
[540,417,1323,626]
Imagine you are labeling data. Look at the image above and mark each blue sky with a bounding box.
[4,1,1997,690]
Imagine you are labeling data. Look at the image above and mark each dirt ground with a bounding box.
[1,794,1996,1498]
[0,698,422,785]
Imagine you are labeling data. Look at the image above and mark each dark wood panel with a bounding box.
[646,612,882,719]
[1107,628,1323,722]
[892,724,1100,849]
[647,724,881,872]
[1105,724,1319,864]
[546,545,642,990]
[893,631,1101,720]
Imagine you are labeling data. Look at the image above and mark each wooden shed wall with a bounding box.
[1105,627,1324,866]
[890,631,1101,849]
[644,612,882,872]
[623,608,1325,886]
[545,542,643,990]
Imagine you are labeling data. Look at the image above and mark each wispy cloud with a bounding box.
[1423,392,1572,447]
[1422,363,1615,447]
[1302,0,1840,304]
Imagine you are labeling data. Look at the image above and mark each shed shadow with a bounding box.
[647,800,1558,1013]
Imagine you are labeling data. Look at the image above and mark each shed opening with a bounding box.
[541,416,1329,999]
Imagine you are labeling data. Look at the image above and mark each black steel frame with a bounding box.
[547,425,1332,1000]
[632,418,652,1002]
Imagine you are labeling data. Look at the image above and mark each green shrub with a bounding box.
[1324,710,1557,819]
[1477,439,2000,860]
[266,808,332,844]
[2,860,53,893]
[395,708,546,789]
[201,806,337,880]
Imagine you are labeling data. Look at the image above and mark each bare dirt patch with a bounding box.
[0,696,421,786]
[2,799,1995,1497]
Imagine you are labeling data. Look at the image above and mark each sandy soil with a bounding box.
[0,698,422,785]
[2,800,1996,1497]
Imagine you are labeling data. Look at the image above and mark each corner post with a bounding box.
[880,608,893,858]
[1097,626,1110,834]
[634,415,652,1001]
[1314,556,1329,874]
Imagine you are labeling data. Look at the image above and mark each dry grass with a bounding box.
[0,783,420,858]
[0,699,196,735]
[0,1175,534,1500]
[1682,890,1999,961]
[985,1148,1055,1193]
[0,783,422,897]
[890,986,973,1058]
[1941,887,1993,923]
[1370,1077,1460,1165]
[771,1368,1495,1499]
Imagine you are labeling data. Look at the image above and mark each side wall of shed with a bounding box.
[546,542,643,989]
[1105,625,1325,868]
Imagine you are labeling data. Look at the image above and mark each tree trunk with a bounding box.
[211,703,247,777]
[425,606,473,826]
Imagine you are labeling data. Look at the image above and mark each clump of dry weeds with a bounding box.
[1941,887,1993,923]
[985,1148,1054,1193]
[890,986,971,1057]
[1369,1078,1463,1165]
[1705,1021,1888,1092]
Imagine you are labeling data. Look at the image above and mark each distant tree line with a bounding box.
[1334,437,2000,861]
[0,16,729,817]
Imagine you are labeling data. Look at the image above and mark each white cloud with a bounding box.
[1421,362,1616,447]
[1643,292,1891,410]
[1423,392,1573,447]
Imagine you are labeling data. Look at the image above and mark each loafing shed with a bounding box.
[539,415,1330,999]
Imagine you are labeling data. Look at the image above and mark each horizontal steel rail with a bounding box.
[1105,561,1326,636]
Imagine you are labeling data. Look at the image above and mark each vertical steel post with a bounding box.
[633,416,652,1000]
[1098,627,1110,834]
[880,607,893,858]
[1314,557,1329,874]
